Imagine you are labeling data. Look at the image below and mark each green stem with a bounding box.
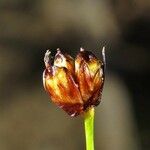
[84,107,95,150]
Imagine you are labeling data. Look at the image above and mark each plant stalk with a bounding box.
[84,107,95,150]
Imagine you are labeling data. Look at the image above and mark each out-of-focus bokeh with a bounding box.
[0,0,149,150]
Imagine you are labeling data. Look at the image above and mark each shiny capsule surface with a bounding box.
[43,48,105,117]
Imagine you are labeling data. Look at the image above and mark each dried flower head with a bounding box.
[43,48,105,117]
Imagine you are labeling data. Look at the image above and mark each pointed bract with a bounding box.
[54,49,75,75]
[75,49,104,110]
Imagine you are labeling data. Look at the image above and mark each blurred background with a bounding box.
[0,0,149,150]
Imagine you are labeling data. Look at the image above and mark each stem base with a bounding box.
[84,107,95,150]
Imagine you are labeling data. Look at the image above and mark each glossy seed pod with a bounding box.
[43,48,105,117]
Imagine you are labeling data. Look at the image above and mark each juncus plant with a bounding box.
[43,47,105,150]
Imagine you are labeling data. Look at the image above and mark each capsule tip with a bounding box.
[57,48,61,52]
[44,50,51,68]
[80,47,84,52]
[102,47,105,61]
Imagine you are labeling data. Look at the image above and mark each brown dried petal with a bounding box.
[75,49,103,105]
[43,66,83,116]
[75,61,93,102]
[75,49,101,77]
[91,68,104,104]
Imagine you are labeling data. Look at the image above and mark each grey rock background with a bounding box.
[0,0,150,150]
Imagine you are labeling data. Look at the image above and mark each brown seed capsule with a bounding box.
[43,48,105,117]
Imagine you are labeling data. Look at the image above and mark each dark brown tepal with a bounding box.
[43,48,105,117]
